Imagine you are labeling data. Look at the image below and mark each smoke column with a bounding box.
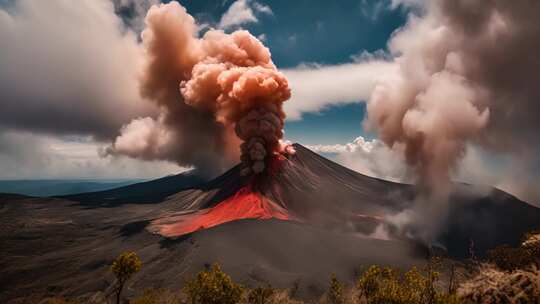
[110,2,291,177]
[365,0,540,238]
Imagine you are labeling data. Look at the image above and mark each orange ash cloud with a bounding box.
[110,2,291,177]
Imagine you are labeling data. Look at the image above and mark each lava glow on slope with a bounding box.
[155,184,293,237]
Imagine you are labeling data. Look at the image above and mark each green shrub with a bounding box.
[184,263,244,304]
[356,264,457,304]
[248,284,275,304]
[327,274,345,304]
[111,251,142,304]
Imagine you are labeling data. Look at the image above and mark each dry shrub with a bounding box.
[247,285,275,304]
[327,274,345,304]
[458,264,540,303]
[356,264,459,304]
[183,263,243,304]
[459,231,540,303]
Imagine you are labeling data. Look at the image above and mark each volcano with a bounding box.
[147,145,408,239]
[2,144,540,302]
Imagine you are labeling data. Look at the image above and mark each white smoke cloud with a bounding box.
[363,0,540,210]
[308,137,540,209]
[457,146,540,207]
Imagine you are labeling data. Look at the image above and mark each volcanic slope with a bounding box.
[1,144,540,302]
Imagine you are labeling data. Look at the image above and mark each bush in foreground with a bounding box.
[356,264,459,304]
[459,231,540,303]
[487,231,540,271]
[184,263,244,304]
[327,274,345,304]
[248,285,275,304]
[31,231,540,304]
[111,251,142,304]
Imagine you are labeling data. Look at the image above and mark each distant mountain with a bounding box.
[63,170,207,205]
[1,143,540,302]
[0,179,143,197]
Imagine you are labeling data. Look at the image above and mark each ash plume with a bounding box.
[110,2,291,177]
[365,0,540,238]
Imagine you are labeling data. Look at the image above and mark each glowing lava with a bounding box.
[155,185,293,237]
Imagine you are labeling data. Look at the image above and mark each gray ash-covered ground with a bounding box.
[1,144,539,302]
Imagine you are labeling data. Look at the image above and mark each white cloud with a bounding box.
[283,58,398,120]
[389,0,425,9]
[218,0,272,29]
[0,130,183,179]
[306,136,409,182]
[252,2,273,15]
[360,0,386,21]
[0,0,186,179]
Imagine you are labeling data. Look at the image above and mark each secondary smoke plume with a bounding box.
[110,2,291,177]
[365,0,540,238]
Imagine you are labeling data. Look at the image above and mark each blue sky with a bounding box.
[176,0,408,145]
[177,0,406,66]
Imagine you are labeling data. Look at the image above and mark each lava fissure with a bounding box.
[154,182,295,237]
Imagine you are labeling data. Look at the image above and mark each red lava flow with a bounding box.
[157,185,293,237]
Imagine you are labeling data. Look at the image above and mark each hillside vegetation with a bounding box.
[22,231,540,304]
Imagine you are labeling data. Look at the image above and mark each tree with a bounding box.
[327,274,345,304]
[248,284,275,304]
[111,251,142,304]
[184,263,244,304]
